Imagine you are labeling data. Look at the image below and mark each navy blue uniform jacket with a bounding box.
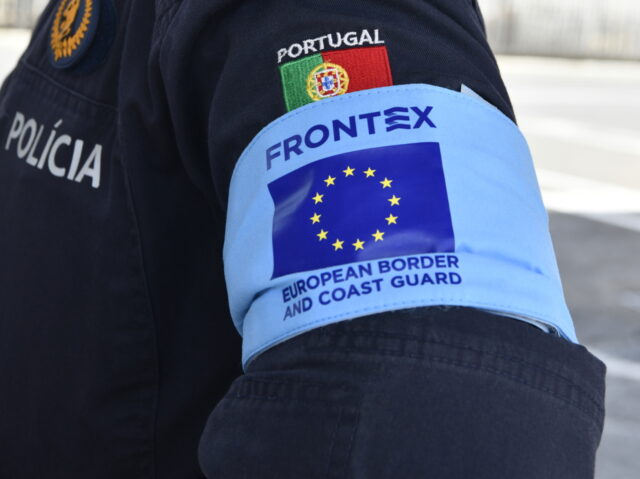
[0,1,513,477]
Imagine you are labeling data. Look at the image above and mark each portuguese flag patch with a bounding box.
[279,46,393,112]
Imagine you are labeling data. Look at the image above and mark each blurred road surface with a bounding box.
[0,28,28,80]
[500,56,640,479]
[1,29,639,479]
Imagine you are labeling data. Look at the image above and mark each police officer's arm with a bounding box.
[159,0,574,451]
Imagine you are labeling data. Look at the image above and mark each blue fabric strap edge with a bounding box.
[223,84,576,369]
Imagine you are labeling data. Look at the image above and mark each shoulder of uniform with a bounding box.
[156,0,183,23]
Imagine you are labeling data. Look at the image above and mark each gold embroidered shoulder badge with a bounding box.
[50,0,100,69]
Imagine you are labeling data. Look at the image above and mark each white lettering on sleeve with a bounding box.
[4,111,25,151]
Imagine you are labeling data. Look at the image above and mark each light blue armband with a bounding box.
[224,84,576,369]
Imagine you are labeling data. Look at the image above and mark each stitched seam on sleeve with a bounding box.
[156,1,184,53]
[307,330,604,413]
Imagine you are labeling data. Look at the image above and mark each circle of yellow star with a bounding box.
[380,177,393,189]
[310,213,321,224]
[385,214,398,225]
[388,195,401,206]
[324,175,336,187]
[343,166,355,177]
[352,239,365,251]
[364,168,376,178]
[332,239,344,251]
[372,230,385,242]
[312,192,324,204]
[317,229,329,241]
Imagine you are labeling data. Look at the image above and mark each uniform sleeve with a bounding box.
[161,0,513,204]
[159,0,575,369]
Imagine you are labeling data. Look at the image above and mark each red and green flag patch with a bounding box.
[279,46,393,112]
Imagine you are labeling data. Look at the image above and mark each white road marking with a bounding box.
[523,118,640,158]
[591,349,640,382]
[602,418,640,439]
[537,169,640,233]
[0,31,30,83]
[620,291,640,313]
[0,29,31,49]
[497,55,640,82]
[511,88,640,107]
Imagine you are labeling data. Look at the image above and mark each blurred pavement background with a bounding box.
[1,1,639,478]
[500,55,640,479]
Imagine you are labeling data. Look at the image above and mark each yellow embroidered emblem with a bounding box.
[50,0,98,68]
[306,62,350,102]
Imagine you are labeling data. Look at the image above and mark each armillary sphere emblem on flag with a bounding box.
[306,62,350,101]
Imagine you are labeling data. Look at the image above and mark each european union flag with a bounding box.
[268,142,454,279]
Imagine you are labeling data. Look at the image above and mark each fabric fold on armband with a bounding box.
[223,84,576,369]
